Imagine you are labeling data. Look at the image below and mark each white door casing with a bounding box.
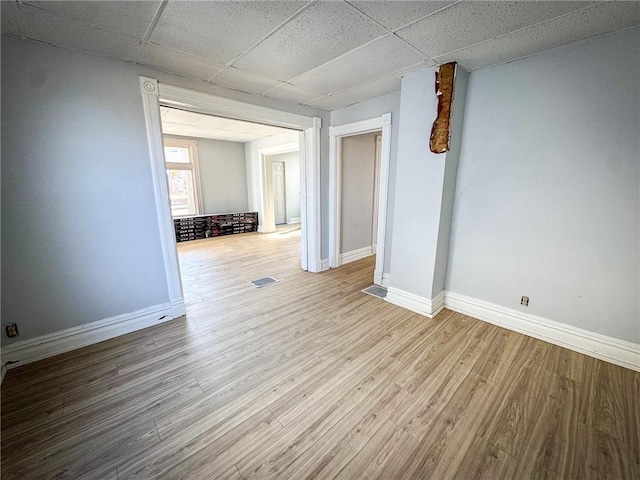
[139,77,324,316]
[329,113,392,286]
[272,161,286,225]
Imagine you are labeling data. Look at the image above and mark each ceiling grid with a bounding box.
[3,0,638,110]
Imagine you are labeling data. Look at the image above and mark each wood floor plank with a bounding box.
[476,336,550,459]
[333,419,419,480]
[281,383,408,480]
[452,435,518,480]
[2,229,638,479]
[119,408,281,480]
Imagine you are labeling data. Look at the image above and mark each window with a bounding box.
[164,138,202,217]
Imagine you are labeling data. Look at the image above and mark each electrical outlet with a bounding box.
[521,296,529,307]
[5,323,19,338]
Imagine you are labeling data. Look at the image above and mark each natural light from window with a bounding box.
[164,139,201,217]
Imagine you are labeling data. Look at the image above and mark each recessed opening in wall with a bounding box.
[159,106,304,308]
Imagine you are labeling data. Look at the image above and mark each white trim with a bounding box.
[330,116,387,137]
[385,287,445,318]
[329,113,392,285]
[329,133,341,268]
[288,217,301,224]
[141,77,321,274]
[163,137,203,216]
[139,77,186,315]
[444,291,640,372]
[260,142,299,156]
[303,118,322,273]
[373,271,391,287]
[340,246,374,265]
[1,302,178,369]
[316,258,330,272]
[157,83,314,129]
[375,114,392,283]
[258,143,300,233]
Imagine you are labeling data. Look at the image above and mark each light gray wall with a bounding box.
[340,133,378,253]
[432,67,468,295]
[267,151,301,223]
[195,137,248,214]
[1,35,328,344]
[389,67,449,300]
[330,91,401,272]
[446,27,640,343]
[245,131,300,231]
[1,36,169,343]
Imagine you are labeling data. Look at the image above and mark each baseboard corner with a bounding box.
[386,286,442,318]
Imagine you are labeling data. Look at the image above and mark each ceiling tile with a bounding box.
[22,1,160,38]
[435,1,640,71]
[291,34,428,94]
[161,108,207,125]
[213,67,285,95]
[161,107,292,142]
[1,1,20,36]
[138,43,226,81]
[150,1,306,64]
[17,4,141,61]
[349,1,455,31]
[193,115,240,130]
[307,61,433,110]
[162,122,189,135]
[234,1,386,81]
[264,83,325,105]
[397,1,597,58]
[307,74,401,110]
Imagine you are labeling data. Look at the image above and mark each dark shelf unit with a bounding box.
[174,212,258,243]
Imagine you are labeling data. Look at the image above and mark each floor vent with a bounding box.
[250,276,278,288]
[362,285,387,299]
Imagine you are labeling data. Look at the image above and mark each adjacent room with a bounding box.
[1,1,638,479]
[158,107,304,304]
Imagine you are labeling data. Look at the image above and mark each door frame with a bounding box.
[139,77,322,318]
[258,141,299,233]
[329,113,392,286]
[271,160,287,225]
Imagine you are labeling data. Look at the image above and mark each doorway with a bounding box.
[139,77,322,318]
[339,131,381,264]
[272,161,286,225]
[329,113,392,287]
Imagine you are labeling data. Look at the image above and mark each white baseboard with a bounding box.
[373,271,391,288]
[340,246,374,265]
[444,291,640,372]
[288,217,301,224]
[171,299,186,318]
[315,258,330,272]
[1,301,182,370]
[385,287,444,318]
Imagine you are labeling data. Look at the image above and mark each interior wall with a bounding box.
[245,131,300,232]
[266,151,301,223]
[1,36,171,343]
[340,132,378,254]
[194,137,248,214]
[446,27,640,343]
[0,35,327,345]
[330,91,401,273]
[387,65,468,303]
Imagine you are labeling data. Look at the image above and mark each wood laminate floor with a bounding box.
[2,230,638,479]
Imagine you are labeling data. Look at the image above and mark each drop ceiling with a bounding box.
[2,1,638,111]
[160,107,294,143]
